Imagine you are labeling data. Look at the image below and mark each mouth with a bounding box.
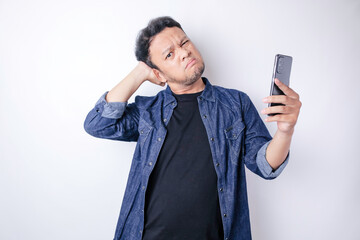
[186,58,196,69]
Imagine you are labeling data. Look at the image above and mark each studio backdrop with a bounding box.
[0,0,359,239]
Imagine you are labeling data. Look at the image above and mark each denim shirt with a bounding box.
[84,77,289,240]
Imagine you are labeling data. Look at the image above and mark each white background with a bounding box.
[1,0,359,239]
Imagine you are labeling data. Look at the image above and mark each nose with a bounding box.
[180,47,191,61]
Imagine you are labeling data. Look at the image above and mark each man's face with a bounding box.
[149,27,205,86]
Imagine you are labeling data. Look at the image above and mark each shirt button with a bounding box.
[210,137,214,141]
[96,109,100,113]
[140,130,144,134]
[216,162,220,167]
[219,188,223,192]
[203,115,207,119]
[149,162,152,166]
[199,97,203,101]
[223,213,227,217]
[172,102,175,106]
[158,137,162,142]
[163,118,167,122]
[142,186,145,190]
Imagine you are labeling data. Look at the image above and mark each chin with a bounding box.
[188,62,205,83]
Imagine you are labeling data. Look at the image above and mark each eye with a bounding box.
[166,52,173,59]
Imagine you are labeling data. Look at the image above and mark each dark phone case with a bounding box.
[268,54,292,116]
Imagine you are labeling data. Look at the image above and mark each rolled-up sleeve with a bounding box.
[84,91,140,141]
[95,91,128,119]
[256,140,289,179]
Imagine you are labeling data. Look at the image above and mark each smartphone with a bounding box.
[268,54,293,116]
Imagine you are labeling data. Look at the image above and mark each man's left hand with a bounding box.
[261,78,302,134]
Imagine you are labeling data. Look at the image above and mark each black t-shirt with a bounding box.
[142,90,224,240]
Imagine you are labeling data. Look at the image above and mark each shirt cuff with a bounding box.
[95,91,128,119]
[256,140,289,179]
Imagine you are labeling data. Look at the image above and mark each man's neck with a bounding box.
[168,77,205,95]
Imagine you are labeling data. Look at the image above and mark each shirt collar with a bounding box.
[163,77,215,106]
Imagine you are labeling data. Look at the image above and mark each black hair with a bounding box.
[135,16,184,70]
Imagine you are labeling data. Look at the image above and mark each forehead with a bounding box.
[149,27,186,55]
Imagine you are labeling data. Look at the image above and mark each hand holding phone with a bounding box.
[262,54,301,134]
[268,54,293,116]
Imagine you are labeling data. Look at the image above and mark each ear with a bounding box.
[153,68,167,84]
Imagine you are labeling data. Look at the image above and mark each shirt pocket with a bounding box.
[137,118,153,146]
[224,119,245,165]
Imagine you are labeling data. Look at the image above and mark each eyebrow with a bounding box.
[162,36,188,56]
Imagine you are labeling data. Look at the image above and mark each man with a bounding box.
[84,16,301,240]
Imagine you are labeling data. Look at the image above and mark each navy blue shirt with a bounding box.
[142,90,224,239]
[84,77,289,240]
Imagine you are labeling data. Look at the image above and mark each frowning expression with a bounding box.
[149,27,205,86]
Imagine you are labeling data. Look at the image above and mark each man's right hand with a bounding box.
[105,62,165,103]
[136,61,166,87]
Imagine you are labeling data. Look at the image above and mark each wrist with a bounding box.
[130,65,148,85]
[135,62,153,83]
[276,128,294,139]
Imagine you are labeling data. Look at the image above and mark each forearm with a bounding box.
[261,78,301,171]
[105,65,147,103]
[265,129,293,170]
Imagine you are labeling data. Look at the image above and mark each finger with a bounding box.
[274,78,299,99]
[154,80,165,86]
[264,113,296,123]
[265,114,287,122]
[261,105,295,115]
[150,78,166,86]
[265,113,292,122]
[263,95,298,106]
